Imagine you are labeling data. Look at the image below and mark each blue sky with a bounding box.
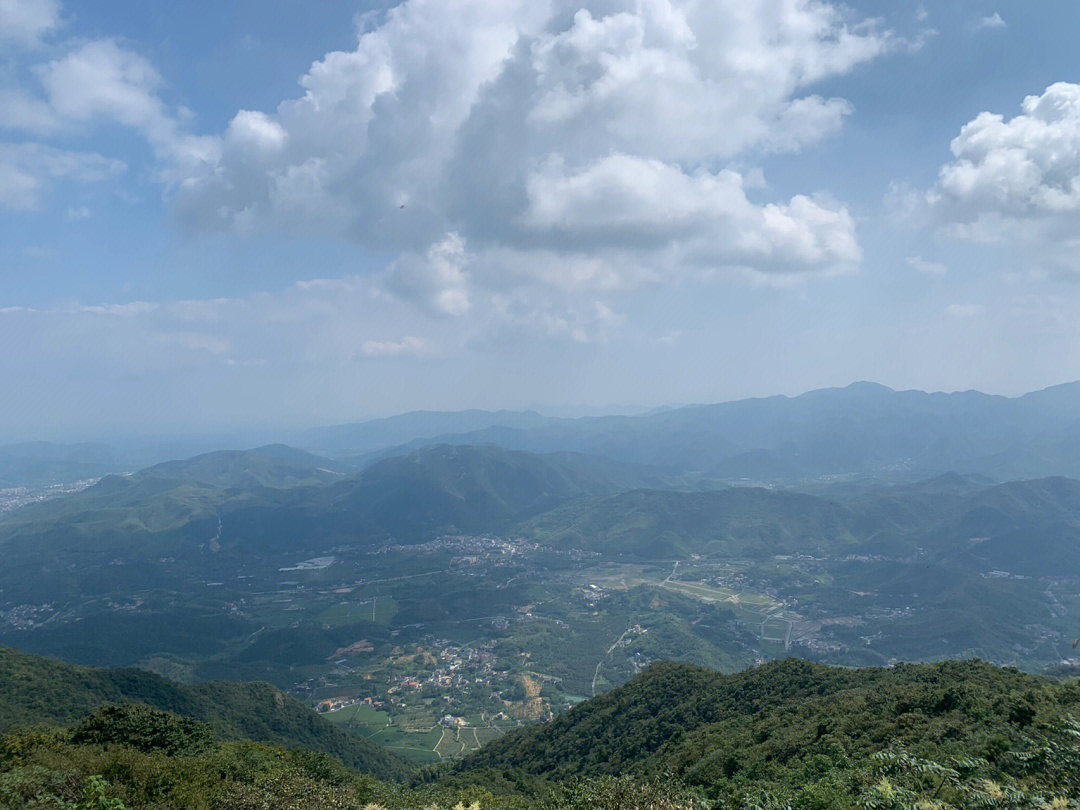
[3,0,1080,438]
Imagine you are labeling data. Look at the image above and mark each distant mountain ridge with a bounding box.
[9,380,1080,491]
[307,381,1080,484]
[299,409,550,457]
[222,443,678,549]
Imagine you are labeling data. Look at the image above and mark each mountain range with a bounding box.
[298,381,1080,484]
[14,380,1080,491]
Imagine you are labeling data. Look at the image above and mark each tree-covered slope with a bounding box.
[4,654,1080,809]
[308,444,672,540]
[0,646,409,781]
[515,474,1080,572]
[0,445,338,550]
[137,444,348,490]
[0,443,664,556]
[518,487,856,558]
[457,658,1080,791]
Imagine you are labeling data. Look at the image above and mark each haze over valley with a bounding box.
[5,381,1080,774]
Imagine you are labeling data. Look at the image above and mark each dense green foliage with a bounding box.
[70,705,213,756]
[4,654,1080,808]
[456,659,1080,801]
[0,646,409,781]
[0,729,403,810]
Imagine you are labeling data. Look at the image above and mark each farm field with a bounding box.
[325,700,507,762]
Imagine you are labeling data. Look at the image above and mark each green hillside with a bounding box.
[5,653,1080,809]
[455,658,1080,804]
[138,444,349,489]
[0,443,663,558]
[519,487,857,559]
[0,444,344,539]
[311,444,673,539]
[0,646,409,781]
[516,475,1080,576]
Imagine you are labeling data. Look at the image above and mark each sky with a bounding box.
[3,0,1080,439]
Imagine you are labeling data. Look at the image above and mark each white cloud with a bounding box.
[32,39,217,166]
[977,12,1006,30]
[0,0,60,45]
[160,331,231,355]
[2,38,218,177]
[945,303,985,318]
[36,39,164,126]
[360,336,426,357]
[0,89,60,132]
[226,110,287,154]
[173,0,891,291]
[0,0,900,345]
[520,154,859,270]
[66,301,159,316]
[917,83,1080,250]
[907,255,946,275]
[0,142,124,210]
[385,232,472,316]
[482,292,623,344]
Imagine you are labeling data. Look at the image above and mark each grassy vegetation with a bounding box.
[317,596,398,627]
[326,703,445,764]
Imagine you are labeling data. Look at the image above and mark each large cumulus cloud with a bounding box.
[173,0,891,310]
[1,0,900,342]
[921,82,1080,247]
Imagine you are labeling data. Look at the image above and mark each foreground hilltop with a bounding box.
[457,658,1080,794]
[3,647,1080,808]
[0,645,409,782]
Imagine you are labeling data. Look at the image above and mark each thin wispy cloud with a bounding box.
[907,256,947,276]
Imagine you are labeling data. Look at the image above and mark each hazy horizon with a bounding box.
[6,1,1080,436]
[7,376,1080,447]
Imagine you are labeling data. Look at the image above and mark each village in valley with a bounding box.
[4,523,1078,764]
